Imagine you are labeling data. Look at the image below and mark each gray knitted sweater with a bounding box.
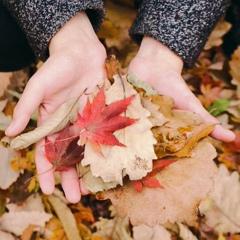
[2,0,230,67]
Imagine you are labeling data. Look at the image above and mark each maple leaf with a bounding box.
[133,159,175,192]
[80,76,157,188]
[45,127,84,172]
[74,85,137,153]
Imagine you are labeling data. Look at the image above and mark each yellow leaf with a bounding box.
[44,217,66,240]
[48,195,82,240]
[27,178,37,193]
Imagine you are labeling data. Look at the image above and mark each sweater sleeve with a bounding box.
[2,0,105,61]
[129,0,230,68]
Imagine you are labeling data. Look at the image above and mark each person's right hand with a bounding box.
[5,12,107,203]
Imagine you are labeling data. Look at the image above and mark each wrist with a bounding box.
[49,12,101,55]
[137,36,184,72]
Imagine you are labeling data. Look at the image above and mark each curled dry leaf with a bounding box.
[81,75,157,187]
[10,97,79,149]
[96,140,218,227]
[152,106,215,158]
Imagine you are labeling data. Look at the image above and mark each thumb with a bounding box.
[5,79,44,137]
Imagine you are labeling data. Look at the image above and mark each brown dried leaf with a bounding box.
[204,20,232,50]
[0,72,12,97]
[229,46,240,98]
[97,139,217,227]
[153,106,214,158]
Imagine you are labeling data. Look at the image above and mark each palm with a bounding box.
[129,56,235,142]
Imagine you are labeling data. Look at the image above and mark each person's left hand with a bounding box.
[129,36,236,143]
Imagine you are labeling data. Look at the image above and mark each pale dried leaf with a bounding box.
[7,194,45,212]
[204,20,231,50]
[177,223,198,240]
[82,75,157,186]
[199,164,240,234]
[93,206,132,240]
[0,72,12,97]
[10,97,79,149]
[97,140,217,227]
[0,145,20,189]
[227,100,240,120]
[79,165,119,193]
[48,195,82,240]
[0,230,15,240]
[133,224,172,240]
[0,194,52,236]
[0,211,52,236]
[216,114,234,129]
[141,96,167,127]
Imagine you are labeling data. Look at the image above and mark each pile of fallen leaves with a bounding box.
[1,1,240,239]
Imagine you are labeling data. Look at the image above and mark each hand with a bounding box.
[129,36,236,142]
[5,12,107,203]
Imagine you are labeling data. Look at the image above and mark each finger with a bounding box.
[5,78,44,137]
[195,107,236,142]
[61,167,81,203]
[174,91,236,142]
[35,139,55,195]
[79,178,90,195]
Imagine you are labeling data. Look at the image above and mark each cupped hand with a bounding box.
[5,12,107,203]
[129,36,236,142]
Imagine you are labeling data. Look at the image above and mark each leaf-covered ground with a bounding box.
[1,1,240,239]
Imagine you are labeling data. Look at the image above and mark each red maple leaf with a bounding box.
[74,86,137,153]
[133,159,176,192]
[45,127,84,172]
